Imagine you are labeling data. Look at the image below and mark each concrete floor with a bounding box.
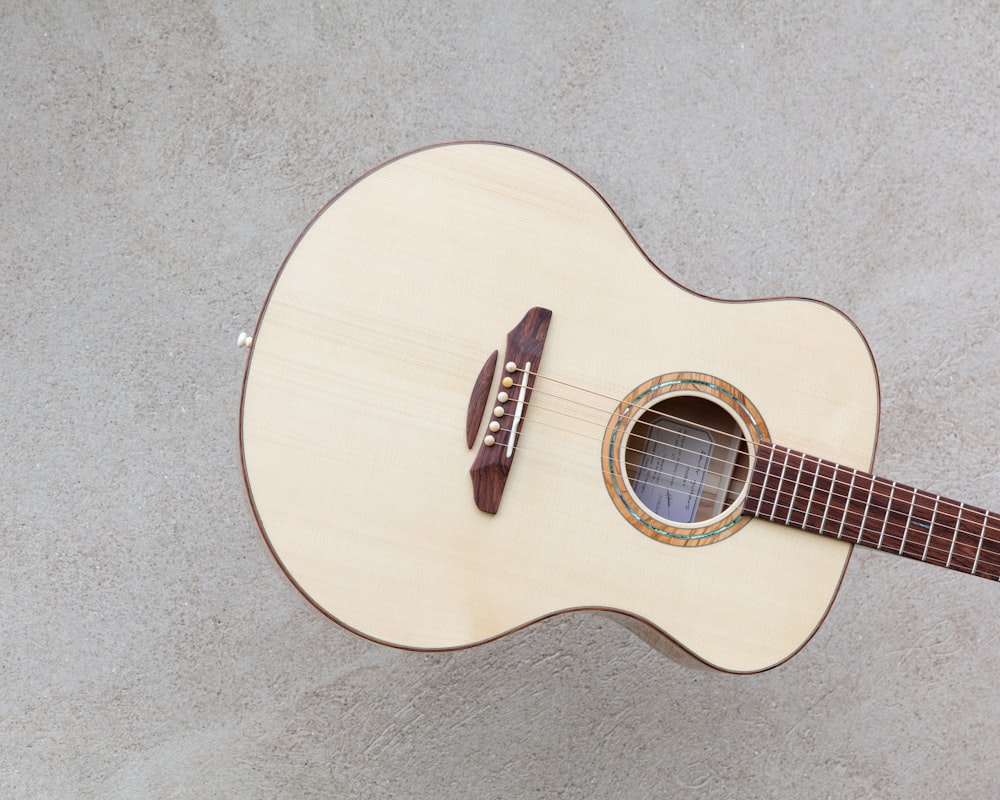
[4,2,1000,797]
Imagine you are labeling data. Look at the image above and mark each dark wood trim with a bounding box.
[466,350,498,449]
[469,307,552,513]
[747,441,1000,581]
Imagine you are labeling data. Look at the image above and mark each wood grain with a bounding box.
[469,306,551,513]
[465,349,497,449]
[747,441,1000,581]
[240,142,880,672]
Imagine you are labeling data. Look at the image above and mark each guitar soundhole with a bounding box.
[625,396,749,525]
[602,373,768,546]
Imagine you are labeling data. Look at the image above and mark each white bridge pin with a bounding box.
[238,331,254,348]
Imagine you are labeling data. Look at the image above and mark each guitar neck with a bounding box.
[746,441,1000,582]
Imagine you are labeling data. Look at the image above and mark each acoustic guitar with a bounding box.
[240,142,999,673]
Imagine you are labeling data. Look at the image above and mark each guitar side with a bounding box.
[240,142,880,673]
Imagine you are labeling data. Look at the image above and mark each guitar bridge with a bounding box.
[468,307,552,513]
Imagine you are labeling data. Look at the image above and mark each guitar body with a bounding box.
[241,142,880,673]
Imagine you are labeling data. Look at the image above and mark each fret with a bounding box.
[837,469,858,541]
[898,488,917,555]
[783,449,815,530]
[945,503,965,570]
[801,453,822,531]
[783,449,801,527]
[875,482,896,551]
[979,511,1000,581]
[817,462,838,538]
[972,513,989,576]
[973,512,1000,581]
[744,442,1000,582]
[922,496,940,563]
[854,473,874,548]
[954,507,987,575]
[773,447,792,523]
[752,442,777,518]
[886,484,918,557]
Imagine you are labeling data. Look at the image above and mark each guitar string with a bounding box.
[262,317,801,459]
[527,392,751,475]
[743,447,1000,573]
[275,313,905,463]
[744,483,1000,576]
[532,370,758,451]
[255,330,751,482]
[488,383,1000,575]
[258,341,1000,569]
[527,377,1000,548]
[491,418,1000,577]
[528,383,751,462]
[489,370,754,486]
[504,411,1000,575]
[522,367,1000,539]
[369,330,1000,566]
[498,371,1000,568]
[264,311,769,456]
[527,364,887,468]
[526,394,754,493]
[478,372,761,498]
[500,423,1000,577]
[512,410,750,505]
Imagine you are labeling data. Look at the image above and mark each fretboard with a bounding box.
[745,441,1000,582]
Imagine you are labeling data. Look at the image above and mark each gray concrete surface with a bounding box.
[4,2,1000,797]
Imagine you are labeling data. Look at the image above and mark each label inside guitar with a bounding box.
[633,420,716,524]
[615,386,751,539]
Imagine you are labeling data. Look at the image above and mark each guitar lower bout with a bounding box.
[241,141,884,672]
